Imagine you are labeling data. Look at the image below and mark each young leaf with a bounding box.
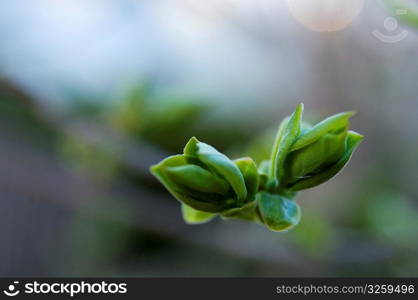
[258,160,270,190]
[165,165,230,195]
[290,111,354,151]
[181,204,216,224]
[270,103,304,185]
[284,127,348,183]
[257,192,301,232]
[288,131,363,191]
[184,137,247,204]
[234,157,260,203]
[150,155,232,212]
[269,116,289,176]
[221,200,261,223]
[258,160,270,175]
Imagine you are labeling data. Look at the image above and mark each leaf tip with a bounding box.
[149,163,159,175]
[296,102,304,114]
[184,136,199,155]
[339,110,356,120]
[348,130,364,143]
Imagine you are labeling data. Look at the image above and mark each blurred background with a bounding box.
[1,0,418,277]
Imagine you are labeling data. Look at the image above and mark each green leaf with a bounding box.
[181,204,216,224]
[150,155,232,212]
[290,111,354,151]
[289,131,363,191]
[234,157,260,203]
[184,137,247,204]
[257,191,301,232]
[165,165,230,195]
[270,103,304,185]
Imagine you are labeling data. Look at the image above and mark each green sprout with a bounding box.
[150,103,363,232]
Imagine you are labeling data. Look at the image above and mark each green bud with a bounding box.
[279,110,360,190]
[184,137,247,205]
[165,165,230,195]
[150,155,233,212]
[289,131,363,191]
[284,127,348,184]
[257,191,301,232]
[151,104,363,231]
[181,204,215,224]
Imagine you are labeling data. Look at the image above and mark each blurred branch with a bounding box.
[0,129,317,273]
[0,77,37,108]
[0,78,60,148]
[61,120,168,179]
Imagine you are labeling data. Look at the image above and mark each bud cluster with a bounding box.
[151,103,363,231]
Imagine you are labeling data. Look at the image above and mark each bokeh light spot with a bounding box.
[286,0,364,32]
